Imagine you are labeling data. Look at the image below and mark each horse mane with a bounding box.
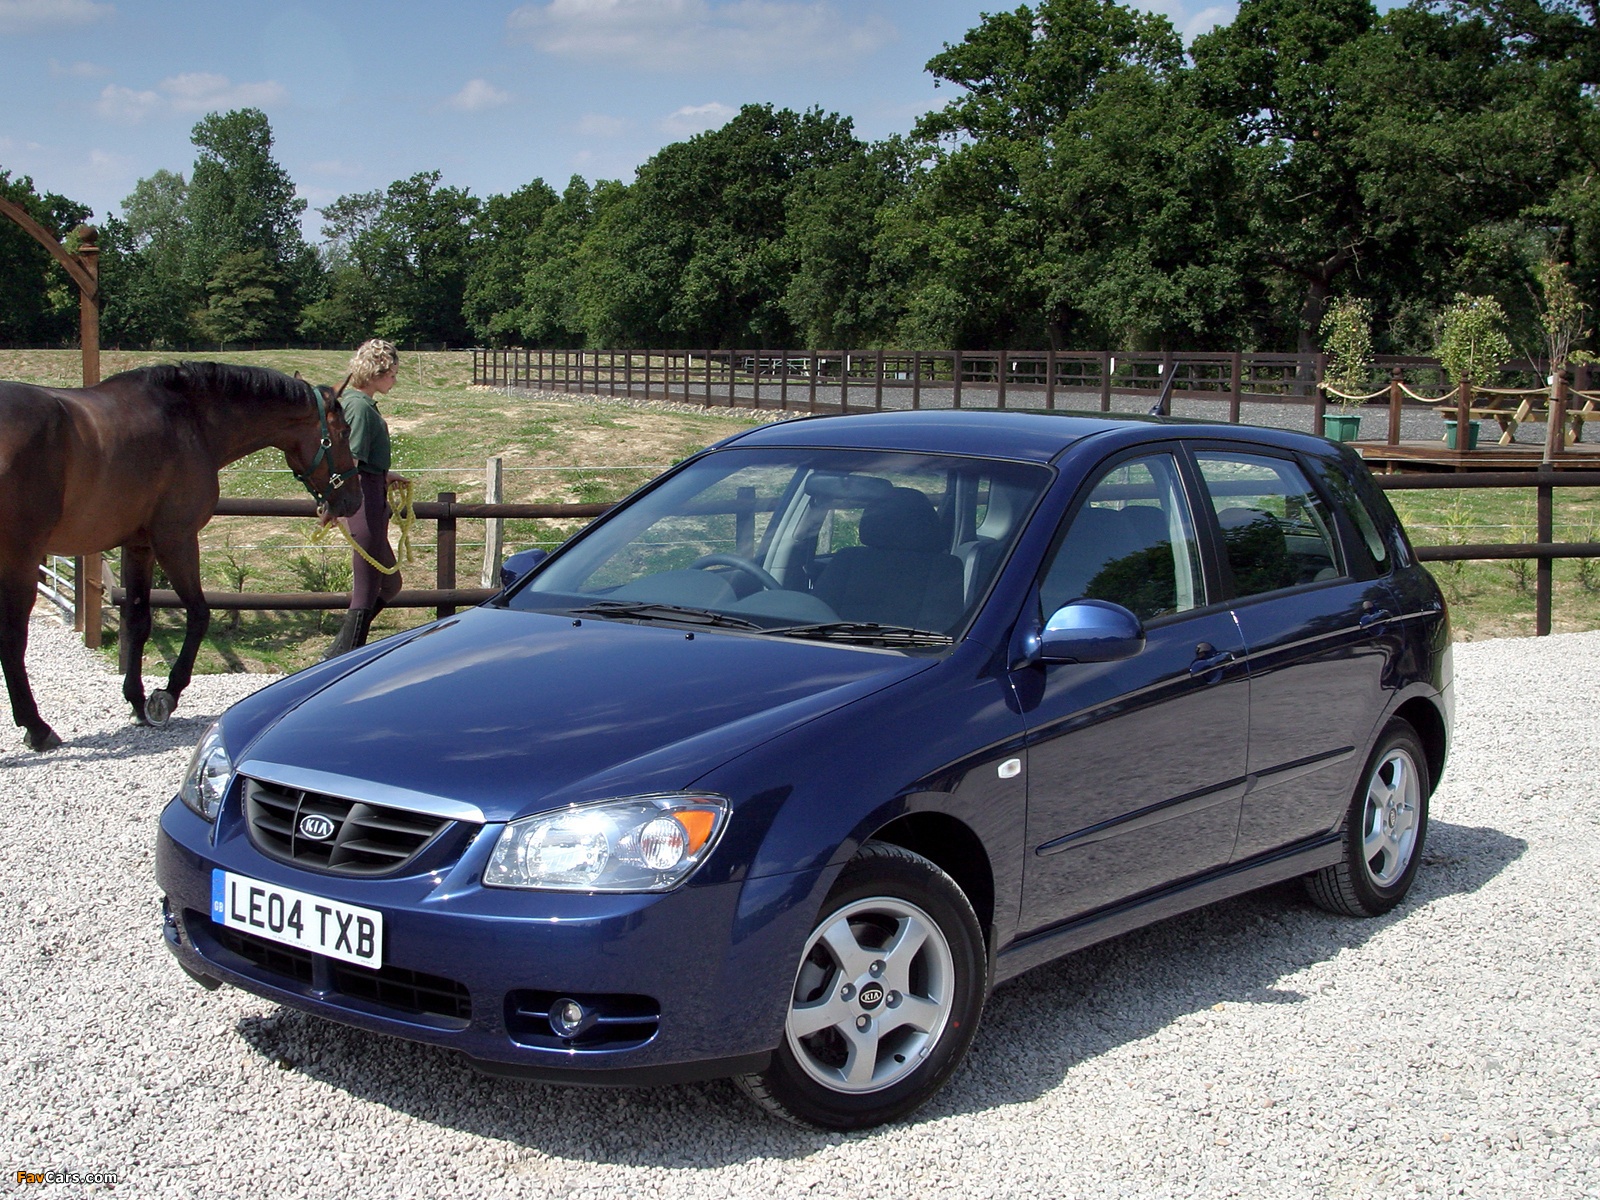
[110,361,317,408]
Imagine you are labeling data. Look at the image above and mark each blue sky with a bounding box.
[0,0,1238,237]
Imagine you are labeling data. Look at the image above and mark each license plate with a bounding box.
[212,870,384,968]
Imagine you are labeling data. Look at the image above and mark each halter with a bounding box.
[291,382,352,510]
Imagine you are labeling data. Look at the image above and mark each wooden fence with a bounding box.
[41,470,1600,645]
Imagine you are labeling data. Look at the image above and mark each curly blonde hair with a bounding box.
[348,339,400,389]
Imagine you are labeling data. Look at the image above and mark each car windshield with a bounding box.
[506,446,1052,645]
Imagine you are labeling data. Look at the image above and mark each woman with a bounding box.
[324,339,408,658]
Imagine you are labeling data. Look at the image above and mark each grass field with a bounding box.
[6,347,1596,675]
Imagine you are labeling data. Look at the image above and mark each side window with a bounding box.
[1039,454,1205,622]
[1195,452,1342,598]
[1306,457,1393,577]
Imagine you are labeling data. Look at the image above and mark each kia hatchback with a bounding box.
[157,410,1451,1129]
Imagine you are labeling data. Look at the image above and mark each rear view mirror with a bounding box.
[499,547,550,590]
[1038,599,1145,663]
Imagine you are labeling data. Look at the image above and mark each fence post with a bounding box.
[953,350,963,409]
[1228,352,1243,424]
[480,458,503,588]
[912,351,922,409]
[840,352,850,413]
[730,350,739,407]
[751,350,761,410]
[704,350,712,406]
[1046,348,1057,410]
[624,349,632,398]
[1100,352,1112,412]
[1575,363,1591,443]
[1536,469,1553,636]
[1388,367,1403,447]
[437,491,457,620]
[1456,378,1472,452]
[1313,352,1327,436]
[736,486,756,558]
[875,349,885,410]
[72,557,85,632]
[997,349,1008,409]
[809,350,818,412]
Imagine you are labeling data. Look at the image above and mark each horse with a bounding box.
[0,361,363,752]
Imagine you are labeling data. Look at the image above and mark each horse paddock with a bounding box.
[2,613,1595,1198]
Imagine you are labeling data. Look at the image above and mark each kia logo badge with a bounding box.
[858,983,885,1009]
[298,813,336,841]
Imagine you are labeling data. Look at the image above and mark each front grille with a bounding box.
[506,990,660,1050]
[212,922,314,984]
[243,777,452,876]
[204,918,470,1024]
[332,962,472,1022]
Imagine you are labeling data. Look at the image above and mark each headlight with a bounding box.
[178,721,232,821]
[483,794,729,892]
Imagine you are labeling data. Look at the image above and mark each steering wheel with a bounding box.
[689,553,782,592]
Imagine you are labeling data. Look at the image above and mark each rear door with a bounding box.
[1188,448,1402,861]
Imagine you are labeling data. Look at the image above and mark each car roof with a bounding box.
[718,408,1333,465]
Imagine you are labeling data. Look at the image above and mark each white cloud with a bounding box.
[0,0,113,34]
[49,57,108,77]
[507,0,894,72]
[1138,0,1238,44]
[576,112,626,137]
[94,73,287,123]
[659,101,736,137]
[446,78,512,111]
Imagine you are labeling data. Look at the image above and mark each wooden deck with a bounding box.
[1353,438,1600,472]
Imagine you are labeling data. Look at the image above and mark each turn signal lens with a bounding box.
[484,794,729,892]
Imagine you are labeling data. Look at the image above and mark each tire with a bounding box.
[1306,718,1430,917]
[735,841,987,1130]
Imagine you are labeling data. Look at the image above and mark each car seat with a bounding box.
[813,487,965,631]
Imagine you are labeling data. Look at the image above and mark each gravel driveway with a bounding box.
[2,614,1595,1198]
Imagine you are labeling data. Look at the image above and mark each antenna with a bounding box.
[1149,361,1180,417]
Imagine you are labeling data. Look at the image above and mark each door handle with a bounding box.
[1190,644,1236,677]
[1359,603,1392,628]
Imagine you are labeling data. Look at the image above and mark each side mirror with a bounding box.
[499,547,550,590]
[1038,598,1145,664]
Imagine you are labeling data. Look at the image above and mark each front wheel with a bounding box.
[735,842,987,1129]
[1306,718,1430,917]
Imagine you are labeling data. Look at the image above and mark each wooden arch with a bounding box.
[0,196,99,386]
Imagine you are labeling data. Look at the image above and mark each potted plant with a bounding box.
[1319,298,1374,441]
[1437,293,1514,450]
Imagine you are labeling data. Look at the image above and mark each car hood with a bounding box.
[237,607,935,822]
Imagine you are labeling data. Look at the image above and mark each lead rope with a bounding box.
[310,478,416,576]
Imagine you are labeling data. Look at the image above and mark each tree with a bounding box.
[579,104,864,347]
[307,172,480,344]
[196,249,284,343]
[99,169,193,347]
[0,168,91,345]
[464,179,559,344]
[183,109,311,340]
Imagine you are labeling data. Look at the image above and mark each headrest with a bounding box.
[859,487,944,552]
[805,473,895,503]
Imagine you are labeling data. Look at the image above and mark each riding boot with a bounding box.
[322,607,373,660]
[351,603,379,650]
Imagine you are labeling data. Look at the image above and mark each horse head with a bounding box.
[285,379,363,519]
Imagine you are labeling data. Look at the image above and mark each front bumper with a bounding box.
[156,796,822,1084]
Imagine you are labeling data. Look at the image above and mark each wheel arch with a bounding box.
[865,811,995,949]
[1392,695,1447,796]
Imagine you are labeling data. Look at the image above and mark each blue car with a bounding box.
[157,410,1451,1129]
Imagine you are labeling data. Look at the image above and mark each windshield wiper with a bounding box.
[768,621,954,647]
[567,600,765,630]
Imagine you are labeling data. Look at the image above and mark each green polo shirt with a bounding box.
[340,389,391,475]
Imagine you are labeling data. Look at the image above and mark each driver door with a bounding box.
[1016,451,1250,931]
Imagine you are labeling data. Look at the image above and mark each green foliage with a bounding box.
[1320,297,1374,404]
[196,249,285,343]
[1533,258,1591,374]
[1438,293,1515,386]
[0,167,92,345]
[181,110,311,341]
[100,170,194,347]
[308,171,481,345]
[463,179,559,344]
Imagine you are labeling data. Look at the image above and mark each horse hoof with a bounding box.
[25,728,62,752]
[144,690,175,726]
